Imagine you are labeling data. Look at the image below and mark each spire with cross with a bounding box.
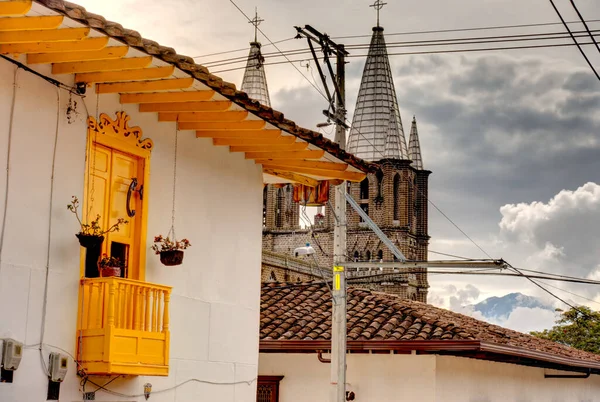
[249,7,264,43]
[370,0,387,27]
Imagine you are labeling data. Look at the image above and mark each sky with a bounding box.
[73,0,600,332]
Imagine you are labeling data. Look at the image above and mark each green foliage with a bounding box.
[531,306,600,354]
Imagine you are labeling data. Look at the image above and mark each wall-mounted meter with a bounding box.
[2,338,23,371]
[48,352,68,382]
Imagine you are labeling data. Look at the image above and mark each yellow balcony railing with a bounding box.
[76,277,172,376]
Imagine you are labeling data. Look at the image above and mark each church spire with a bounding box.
[240,8,271,107]
[346,3,408,162]
[408,116,424,170]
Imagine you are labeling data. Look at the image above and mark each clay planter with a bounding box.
[76,234,104,249]
[159,250,184,266]
[99,266,121,277]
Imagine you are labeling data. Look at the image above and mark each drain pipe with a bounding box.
[317,351,331,364]
[545,369,591,379]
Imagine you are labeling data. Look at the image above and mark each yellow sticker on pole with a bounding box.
[334,273,341,290]
[333,266,344,272]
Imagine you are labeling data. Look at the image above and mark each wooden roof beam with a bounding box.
[0,27,90,43]
[213,136,296,146]
[245,150,325,160]
[0,1,32,16]
[264,169,320,187]
[260,164,366,182]
[181,120,266,131]
[76,66,174,83]
[196,130,281,139]
[0,37,108,54]
[158,111,248,122]
[28,46,128,64]
[253,159,349,171]
[230,143,308,153]
[0,16,64,31]
[140,101,231,113]
[96,78,194,94]
[122,91,215,104]
[53,57,153,74]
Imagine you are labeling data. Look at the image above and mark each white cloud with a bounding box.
[501,307,558,333]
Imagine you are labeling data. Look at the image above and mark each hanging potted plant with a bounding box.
[98,254,122,277]
[152,235,191,266]
[67,196,128,249]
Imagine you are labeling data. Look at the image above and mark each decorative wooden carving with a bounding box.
[88,111,153,151]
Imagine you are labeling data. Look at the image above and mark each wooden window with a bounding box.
[257,376,284,402]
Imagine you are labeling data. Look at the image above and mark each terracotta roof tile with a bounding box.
[260,282,600,364]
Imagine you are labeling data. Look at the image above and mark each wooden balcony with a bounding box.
[76,277,172,376]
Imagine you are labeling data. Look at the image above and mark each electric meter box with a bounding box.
[2,338,23,371]
[48,352,68,382]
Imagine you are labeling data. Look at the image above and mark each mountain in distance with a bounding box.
[471,292,554,321]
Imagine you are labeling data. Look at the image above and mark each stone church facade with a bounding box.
[243,24,431,302]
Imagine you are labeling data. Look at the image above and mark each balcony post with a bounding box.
[163,291,170,333]
[107,280,116,328]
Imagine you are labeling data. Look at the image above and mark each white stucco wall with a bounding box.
[435,355,600,402]
[0,57,263,402]
[259,353,437,402]
[259,353,600,402]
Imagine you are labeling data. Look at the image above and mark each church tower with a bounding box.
[261,2,431,301]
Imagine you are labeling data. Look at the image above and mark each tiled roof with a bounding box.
[32,0,377,175]
[260,282,600,366]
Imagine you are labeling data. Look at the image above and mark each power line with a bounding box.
[333,18,600,40]
[548,0,600,81]
[200,18,600,61]
[568,0,600,54]
[212,40,598,73]
[203,29,600,68]
[191,37,294,59]
[537,279,600,307]
[227,0,328,101]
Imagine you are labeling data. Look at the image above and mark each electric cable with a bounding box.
[568,0,600,54]
[201,18,600,62]
[0,66,19,279]
[204,29,600,68]
[536,279,600,307]
[212,40,599,73]
[38,85,62,377]
[227,0,328,101]
[548,0,600,81]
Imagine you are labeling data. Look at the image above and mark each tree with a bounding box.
[531,306,600,354]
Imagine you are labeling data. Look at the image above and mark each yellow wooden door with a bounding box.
[88,143,144,279]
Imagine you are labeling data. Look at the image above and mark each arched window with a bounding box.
[393,174,400,220]
[269,271,277,282]
[377,250,383,261]
[411,293,417,301]
[360,178,369,200]
[353,251,359,261]
[275,188,284,228]
[366,250,371,261]
[376,170,384,198]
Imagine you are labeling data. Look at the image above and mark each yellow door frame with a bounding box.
[81,112,153,281]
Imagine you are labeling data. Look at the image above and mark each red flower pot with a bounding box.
[160,250,184,266]
[99,266,121,277]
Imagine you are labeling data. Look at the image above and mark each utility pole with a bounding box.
[294,26,348,402]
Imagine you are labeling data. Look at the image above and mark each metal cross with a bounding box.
[249,7,264,42]
[370,0,387,27]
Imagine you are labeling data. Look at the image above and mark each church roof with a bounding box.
[347,27,409,162]
[241,41,271,107]
[259,282,600,373]
[408,116,424,170]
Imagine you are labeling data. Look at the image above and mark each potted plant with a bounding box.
[152,235,191,266]
[67,196,128,249]
[98,254,122,277]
